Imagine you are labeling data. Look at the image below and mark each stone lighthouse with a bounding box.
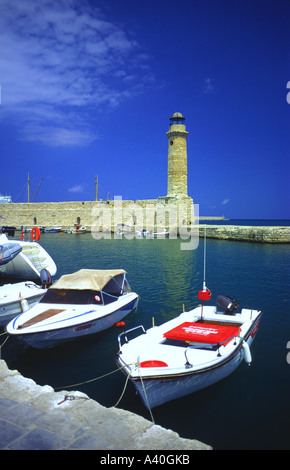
[157,112,194,228]
[166,112,188,198]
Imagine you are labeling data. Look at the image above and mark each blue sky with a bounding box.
[0,0,289,219]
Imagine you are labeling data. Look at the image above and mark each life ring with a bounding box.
[31,226,41,241]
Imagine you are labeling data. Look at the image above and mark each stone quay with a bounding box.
[198,224,290,243]
[0,359,211,450]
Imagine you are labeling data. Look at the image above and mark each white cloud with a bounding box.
[202,78,215,94]
[222,198,230,205]
[0,0,153,147]
[68,184,84,193]
[20,123,97,147]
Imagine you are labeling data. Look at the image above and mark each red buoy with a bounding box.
[31,227,41,241]
[198,289,211,301]
[140,360,168,368]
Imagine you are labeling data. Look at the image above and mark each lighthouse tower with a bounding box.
[157,112,194,229]
[166,112,188,198]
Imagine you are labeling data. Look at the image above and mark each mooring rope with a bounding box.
[54,362,135,390]
[55,361,144,416]
[139,373,155,424]
[0,334,9,349]
[55,361,155,424]
[135,359,155,425]
[0,332,155,424]
[113,370,131,407]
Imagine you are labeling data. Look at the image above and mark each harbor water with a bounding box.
[1,220,290,450]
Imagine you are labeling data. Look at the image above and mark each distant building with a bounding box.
[0,194,12,203]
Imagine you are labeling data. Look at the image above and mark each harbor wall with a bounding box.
[0,201,103,230]
[0,202,289,242]
[0,199,195,233]
[198,225,290,243]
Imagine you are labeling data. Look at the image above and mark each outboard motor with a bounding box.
[40,268,52,288]
[216,295,239,315]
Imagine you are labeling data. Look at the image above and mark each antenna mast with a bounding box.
[203,227,207,291]
[27,173,30,203]
[198,227,211,320]
[31,177,44,203]
[95,175,98,201]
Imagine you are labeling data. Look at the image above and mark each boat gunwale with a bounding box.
[7,293,139,335]
[116,313,262,381]
[0,292,45,309]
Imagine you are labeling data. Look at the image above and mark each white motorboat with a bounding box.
[44,226,62,233]
[0,241,22,265]
[116,295,261,409]
[115,224,131,237]
[0,234,57,281]
[0,281,47,327]
[116,232,261,409]
[65,225,86,234]
[136,229,169,239]
[136,229,151,238]
[6,269,139,349]
[154,231,169,239]
[74,225,86,233]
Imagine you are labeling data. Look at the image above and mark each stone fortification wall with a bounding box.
[0,201,97,229]
[0,199,194,233]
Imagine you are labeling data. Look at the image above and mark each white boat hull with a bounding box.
[129,338,250,409]
[44,227,62,233]
[136,231,169,239]
[0,235,57,280]
[0,282,46,327]
[0,251,40,280]
[116,306,261,409]
[7,293,138,349]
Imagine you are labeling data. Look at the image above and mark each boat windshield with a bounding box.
[40,289,117,305]
[40,272,132,305]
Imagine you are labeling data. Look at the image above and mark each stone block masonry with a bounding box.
[0,359,212,450]
[166,113,189,198]
[199,225,290,243]
[0,198,195,234]
[0,201,98,230]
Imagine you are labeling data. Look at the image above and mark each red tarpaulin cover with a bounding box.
[163,322,240,345]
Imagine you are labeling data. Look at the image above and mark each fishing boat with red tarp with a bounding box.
[116,233,261,409]
[116,293,261,409]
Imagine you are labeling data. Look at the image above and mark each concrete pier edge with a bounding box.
[0,359,212,450]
